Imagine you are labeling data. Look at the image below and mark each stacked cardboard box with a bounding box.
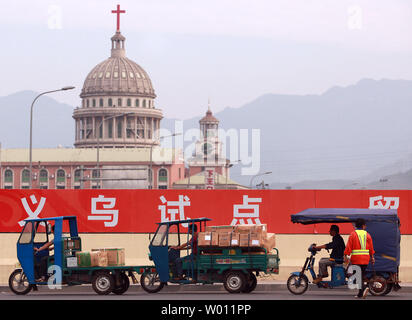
[76,252,91,267]
[198,224,276,251]
[198,232,219,246]
[92,248,125,266]
[90,250,108,267]
[75,251,109,267]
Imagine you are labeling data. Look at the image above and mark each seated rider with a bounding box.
[312,224,346,284]
[34,224,55,282]
[169,224,198,280]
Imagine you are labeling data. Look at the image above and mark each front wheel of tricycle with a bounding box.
[9,269,32,295]
[140,272,164,293]
[287,274,309,295]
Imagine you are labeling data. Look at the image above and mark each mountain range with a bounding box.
[2,78,412,188]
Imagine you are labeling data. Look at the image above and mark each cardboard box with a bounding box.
[206,225,234,233]
[262,233,276,252]
[230,233,240,247]
[234,224,256,234]
[249,233,262,247]
[198,232,219,246]
[90,250,108,267]
[198,232,212,246]
[92,248,125,266]
[211,232,219,246]
[239,233,250,247]
[218,233,231,247]
[76,252,91,267]
[234,224,267,234]
[66,256,78,268]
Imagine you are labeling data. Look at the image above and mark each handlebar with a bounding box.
[308,243,321,255]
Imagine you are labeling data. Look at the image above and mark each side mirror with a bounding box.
[47,223,52,234]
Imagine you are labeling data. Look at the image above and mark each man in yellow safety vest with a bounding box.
[344,218,375,298]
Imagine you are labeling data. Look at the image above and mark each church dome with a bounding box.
[80,32,156,98]
[73,25,163,150]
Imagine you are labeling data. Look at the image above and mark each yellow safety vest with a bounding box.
[352,230,369,255]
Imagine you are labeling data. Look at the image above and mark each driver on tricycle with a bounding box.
[169,223,199,280]
[312,225,346,284]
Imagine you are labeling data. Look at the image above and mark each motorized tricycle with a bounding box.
[287,243,348,294]
[10,216,155,295]
[140,217,280,294]
[286,208,401,296]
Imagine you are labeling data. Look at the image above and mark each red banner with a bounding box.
[0,190,408,234]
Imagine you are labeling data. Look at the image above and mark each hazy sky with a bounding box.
[1,0,412,119]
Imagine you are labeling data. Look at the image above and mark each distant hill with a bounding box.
[162,78,412,186]
[2,78,412,188]
[0,90,74,149]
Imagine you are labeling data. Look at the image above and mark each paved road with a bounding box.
[1,283,411,300]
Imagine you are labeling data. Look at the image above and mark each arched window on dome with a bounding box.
[99,98,103,107]
[92,99,96,107]
[143,99,146,108]
[149,100,151,108]
[108,98,113,107]
[118,98,122,107]
[135,99,139,107]
[86,99,90,108]
[127,98,131,107]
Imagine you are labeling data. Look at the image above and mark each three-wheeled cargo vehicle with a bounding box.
[9,216,280,295]
[286,208,401,296]
[9,216,159,295]
[140,217,280,293]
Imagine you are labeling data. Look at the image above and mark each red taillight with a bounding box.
[151,268,156,273]
[139,268,144,274]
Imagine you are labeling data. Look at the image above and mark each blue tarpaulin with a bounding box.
[291,208,400,273]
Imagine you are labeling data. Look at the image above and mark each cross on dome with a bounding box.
[111,4,126,32]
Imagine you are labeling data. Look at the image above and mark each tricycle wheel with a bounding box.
[92,271,114,295]
[9,269,32,295]
[140,272,164,293]
[368,276,388,296]
[112,273,130,295]
[242,272,257,293]
[224,271,247,293]
[287,274,309,295]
